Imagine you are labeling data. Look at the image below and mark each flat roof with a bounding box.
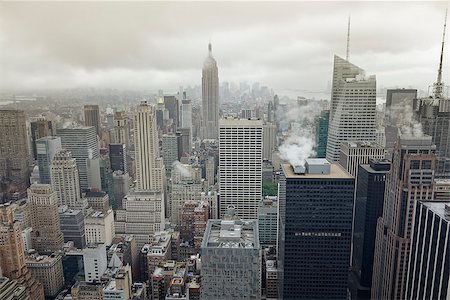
[282,163,353,179]
[219,118,263,126]
[422,202,450,222]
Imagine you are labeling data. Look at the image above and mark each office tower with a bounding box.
[109,143,127,173]
[201,191,219,219]
[85,189,109,211]
[85,209,115,246]
[134,101,165,191]
[112,171,130,209]
[103,265,133,300]
[326,56,377,162]
[350,159,390,299]
[180,200,209,253]
[0,203,45,300]
[201,208,261,299]
[385,89,417,125]
[71,281,104,300]
[0,110,29,194]
[36,136,61,184]
[99,156,115,207]
[205,156,215,187]
[258,197,278,247]
[162,134,180,177]
[219,118,263,219]
[201,43,220,140]
[180,99,192,131]
[315,110,330,158]
[27,184,64,253]
[339,141,385,178]
[372,136,436,300]
[30,118,55,161]
[83,243,108,283]
[50,150,82,208]
[84,105,101,136]
[59,206,86,249]
[86,158,102,190]
[169,164,204,225]
[0,277,29,299]
[21,227,33,254]
[262,123,277,161]
[113,111,130,148]
[57,125,99,191]
[279,159,354,299]
[164,96,179,128]
[241,108,253,119]
[177,128,192,157]
[115,190,165,249]
[26,253,64,298]
[108,235,140,282]
[406,201,450,299]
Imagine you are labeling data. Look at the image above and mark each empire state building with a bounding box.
[201,42,219,140]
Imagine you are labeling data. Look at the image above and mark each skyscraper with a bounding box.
[57,125,99,191]
[84,105,101,137]
[372,135,436,300]
[315,110,330,158]
[30,118,55,161]
[36,136,61,184]
[279,159,354,299]
[113,110,130,148]
[109,143,127,173]
[50,150,82,208]
[161,134,180,177]
[262,123,277,161]
[219,118,263,219]
[350,159,390,299]
[339,141,385,178]
[326,56,377,162]
[405,201,450,299]
[0,109,30,197]
[164,95,179,128]
[201,43,219,140]
[0,203,45,300]
[27,184,64,253]
[180,99,192,131]
[134,101,165,191]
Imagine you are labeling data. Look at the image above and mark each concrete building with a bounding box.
[35,136,61,184]
[326,56,377,162]
[102,265,133,300]
[265,260,279,300]
[339,141,385,178]
[115,190,165,249]
[279,159,354,299]
[162,134,180,177]
[145,231,172,277]
[57,125,99,191]
[219,118,263,219]
[205,156,215,187]
[0,203,45,300]
[84,105,101,137]
[21,227,33,254]
[50,149,83,208]
[108,235,139,282]
[201,208,261,299]
[112,171,130,209]
[109,143,127,173]
[315,110,330,158]
[0,110,29,197]
[258,196,278,247]
[201,43,220,140]
[30,118,55,161]
[83,243,108,283]
[134,101,165,191]
[406,201,450,299]
[71,281,104,300]
[26,252,64,298]
[180,99,193,133]
[85,189,109,211]
[201,191,219,219]
[0,276,29,300]
[113,111,130,149]
[372,135,436,300]
[180,200,209,254]
[164,95,179,128]
[59,206,86,249]
[27,184,64,253]
[262,123,277,161]
[350,159,391,299]
[86,157,102,190]
[85,209,115,246]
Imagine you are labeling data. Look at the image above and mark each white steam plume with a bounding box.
[386,97,423,137]
[172,161,191,178]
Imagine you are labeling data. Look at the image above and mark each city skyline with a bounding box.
[0,2,449,95]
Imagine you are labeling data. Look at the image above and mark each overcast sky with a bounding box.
[0,1,449,95]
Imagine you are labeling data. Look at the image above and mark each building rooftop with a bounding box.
[219,117,263,126]
[422,202,450,222]
[202,218,259,249]
[341,141,383,149]
[282,163,352,179]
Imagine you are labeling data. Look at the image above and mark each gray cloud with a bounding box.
[0,1,448,94]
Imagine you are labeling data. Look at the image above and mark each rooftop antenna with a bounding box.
[434,8,447,99]
[208,39,212,55]
[346,14,351,61]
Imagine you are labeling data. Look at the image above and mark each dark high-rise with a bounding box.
[30,118,55,161]
[109,143,127,173]
[164,95,179,128]
[350,159,390,299]
[84,105,101,136]
[315,110,329,158]
[279,158,354,299]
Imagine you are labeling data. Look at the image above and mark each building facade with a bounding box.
[36,136,61,184]
[339,141,385,178]
[201,43,220,140]
[59,206,86,249]
[85,209,115,246]
[84,105,101,137]
[26,253,64,298]
[30,118,55,161]
[315,110,330,158]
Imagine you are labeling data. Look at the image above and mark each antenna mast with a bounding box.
[434,9,447,99]
[346,14,351,61]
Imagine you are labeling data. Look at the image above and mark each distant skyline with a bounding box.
[0,1,449,95]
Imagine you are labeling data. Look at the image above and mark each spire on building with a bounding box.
[346,14,351,61]
[434,9,447,99]
[208,41,212,55]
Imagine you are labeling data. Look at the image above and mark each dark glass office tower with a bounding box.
[109,143,127,173]
[279,159,354,299]
[350,159,390,299]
